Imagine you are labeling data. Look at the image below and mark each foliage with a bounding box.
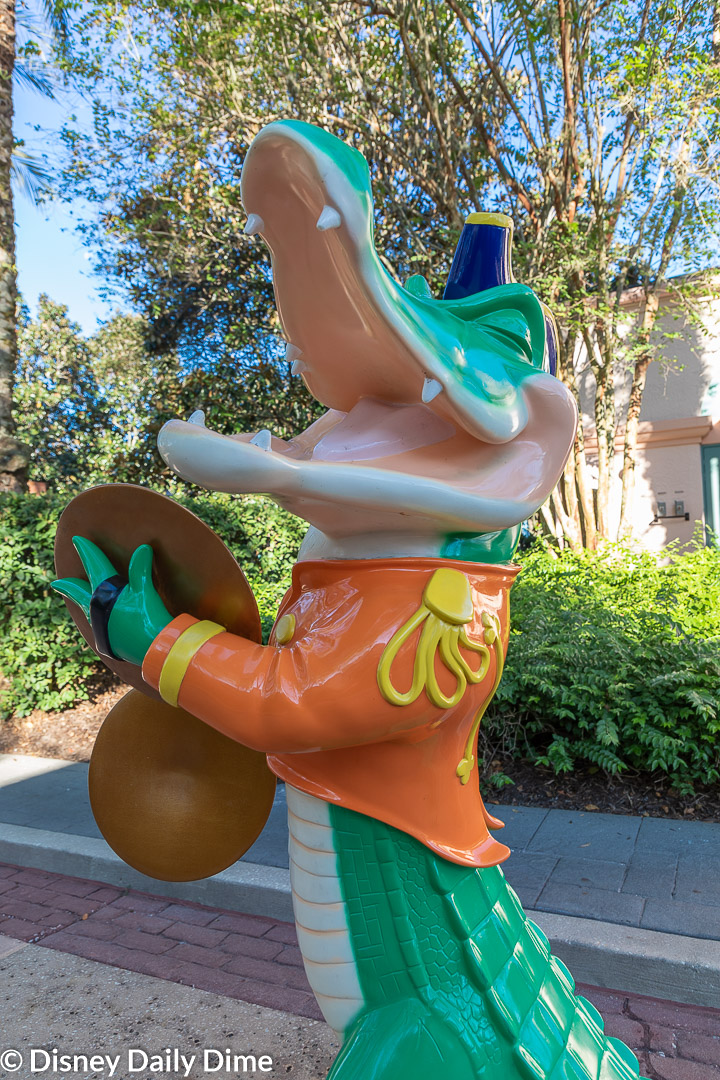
[15,297,113,488]
[0,0,73,495]
[113,351,324,486]
[0,491,98,716]
[54,0,720,546]
[13,299,323,490]
[0,491,306,717]
[483,539,720,793]
[3,487,718,795]
[14,0,71,202]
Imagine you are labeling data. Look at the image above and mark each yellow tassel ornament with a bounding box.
[376,568,503,783]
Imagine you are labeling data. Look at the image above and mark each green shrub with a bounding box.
[3,490,719,794]
[0,492,100,716]
[0,490,306,717]
[484,540,720,793]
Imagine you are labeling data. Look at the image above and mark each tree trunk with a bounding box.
[574,436,598,550]
[618,294,658,538]
[536,500,560,555]
[0,0,27,492]
[593,342,615,542]
[559,453,584,550]
[559,332,598,549]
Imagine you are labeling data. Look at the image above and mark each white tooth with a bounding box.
[250,429,272,451]
[188,410,206,426]
[244,213,265,236]
[422,377,443,403]
[285,343,307,374]
[316,205,341,231]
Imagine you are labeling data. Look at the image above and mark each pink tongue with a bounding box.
[311,397,455,462]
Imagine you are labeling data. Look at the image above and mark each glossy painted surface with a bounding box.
[443,215,514,299]
[287,785,365,1036]
[47,119,637,1080]
[142,558,515,868]
[89,689,276,882]
[157,120,577,554]
[327,802,643,1080]
[53,538,172,667]
[53,485,261,694]
[444,212,559,377]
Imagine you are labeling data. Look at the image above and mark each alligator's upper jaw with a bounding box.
[240,125,420,417]
[238,121,540,445]
[158,121,578,543]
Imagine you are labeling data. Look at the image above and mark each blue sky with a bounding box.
[15,77,117,335]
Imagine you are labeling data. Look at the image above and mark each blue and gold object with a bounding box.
[444,211,516,298]
[445,210,559,376]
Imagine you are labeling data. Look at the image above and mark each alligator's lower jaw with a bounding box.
[157,372,576,545]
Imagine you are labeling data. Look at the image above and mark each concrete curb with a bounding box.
[1,822,718,1009]
[0,823,294,921]
[531,911,720,1009]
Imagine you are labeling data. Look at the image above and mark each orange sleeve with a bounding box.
[141,613,426,755]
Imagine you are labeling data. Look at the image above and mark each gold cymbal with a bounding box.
[54,484,261,697]
[89,689,276,882]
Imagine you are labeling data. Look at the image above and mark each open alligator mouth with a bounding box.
[158,121,577,553]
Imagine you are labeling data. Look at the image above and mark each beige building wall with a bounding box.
[574,289,720,548]
[639,300,720,422]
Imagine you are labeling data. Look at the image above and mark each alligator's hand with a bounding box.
[52,538,172,666]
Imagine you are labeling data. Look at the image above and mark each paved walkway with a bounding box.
[0,862,717,1079]
[2,754,719,939]
[1,921,338,1080]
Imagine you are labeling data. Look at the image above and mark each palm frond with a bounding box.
[11,146,53,204]
[39,0,69,41]
[14,57,55,98]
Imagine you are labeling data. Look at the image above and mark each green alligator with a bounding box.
[54,120,645,1080]
[301,794,643,1080]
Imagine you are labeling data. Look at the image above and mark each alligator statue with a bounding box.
[54,120,644,1080]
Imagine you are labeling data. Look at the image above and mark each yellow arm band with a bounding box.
[157,620,226,708]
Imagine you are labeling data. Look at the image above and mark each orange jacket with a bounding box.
[142,557,516,868]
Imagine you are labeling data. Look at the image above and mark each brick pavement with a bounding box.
[0,861,717,1078]
[0,861,320,1020]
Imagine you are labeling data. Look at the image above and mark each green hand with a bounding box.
[53,538,172,666]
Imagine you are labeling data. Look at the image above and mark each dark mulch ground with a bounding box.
[1,682,718,823]
[0,679,125,762]
[484,757,720,823]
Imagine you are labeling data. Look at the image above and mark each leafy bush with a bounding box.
[484,540,720,793]
[3,493,719,794]
[0,491,306,717]
[0,493,100,717]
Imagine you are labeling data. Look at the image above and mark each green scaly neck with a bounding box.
[327,802,643,1080]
